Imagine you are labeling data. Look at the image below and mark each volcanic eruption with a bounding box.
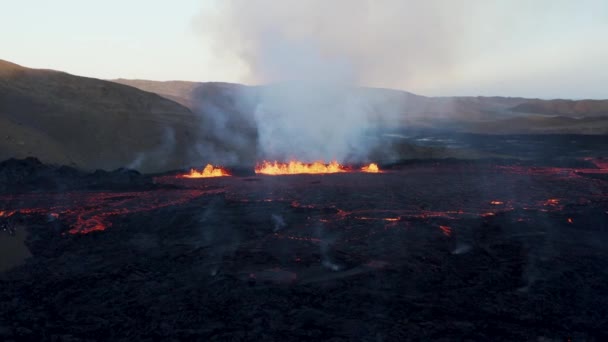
[1,0,608,339]
[361,163,381,173]
[255,161,346,175]
[181,164,231,178]
[254,161,382,175]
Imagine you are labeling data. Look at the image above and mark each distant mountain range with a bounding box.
[1,59,607,172]
[114,78,608,135]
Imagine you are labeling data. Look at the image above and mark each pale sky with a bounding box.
[0,0,241,82]
[1,0,607,99]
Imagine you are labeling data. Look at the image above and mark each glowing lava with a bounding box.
[255,161,383,175]
[255,161,348,175]
[439,225,452,236]
[181,164,230,178]
[0,189,220,234]
[361,163,381,173]
[0,210,16,217]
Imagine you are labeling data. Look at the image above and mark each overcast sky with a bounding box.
[1,0,607,99]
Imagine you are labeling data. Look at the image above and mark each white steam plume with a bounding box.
[196,0,470,88]
[196,0,471,162]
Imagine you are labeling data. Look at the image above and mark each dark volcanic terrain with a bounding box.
[2,59,608,340]
[1,154,608,341]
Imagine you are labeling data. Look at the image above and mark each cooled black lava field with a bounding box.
[1,156,608,341]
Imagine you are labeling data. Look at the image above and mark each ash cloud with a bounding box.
[194,0,473,163]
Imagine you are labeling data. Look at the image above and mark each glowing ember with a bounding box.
[356,216,400,222]
[490,201,504,205]
[544,198,560,206]
[255,160,348,175]
[567,218,573,224]
[361,163,381,173]
[182,164,230,178]
[0,210,16,217]
[439,225,452,236]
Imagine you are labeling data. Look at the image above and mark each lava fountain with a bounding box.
[361,163,381,173]
[255,161,347,175]
[181,164,231,178]
[255,161,382,175]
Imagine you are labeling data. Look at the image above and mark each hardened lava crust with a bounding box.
[1,157,607,341]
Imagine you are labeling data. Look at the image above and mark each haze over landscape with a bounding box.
[1,1,606,173]
[1,2,607,174]
[1,57,607,172]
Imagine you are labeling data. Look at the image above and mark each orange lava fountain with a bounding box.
[361,163,381,173]
[255,161,348,175]
[181,164,231,178]
[254,161,383,175]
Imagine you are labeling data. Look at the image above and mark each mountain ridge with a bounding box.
[112,78,608,134]
[0,59,206,172]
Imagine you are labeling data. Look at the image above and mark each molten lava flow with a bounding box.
[0,189,221,234]
[255,161,384,175]
[0,210,16,217]
[182,164,230,178]
[439,225,452,237]
[361,163,381,173]
[255,161,348,175]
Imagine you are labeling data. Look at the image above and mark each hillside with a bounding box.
[0,60,205,172]
[113,79,608,135]
[511,99,608,117]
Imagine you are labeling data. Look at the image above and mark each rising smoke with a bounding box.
[197,0,471,88]
[194,0,474,163]
[191,1,608,165]
[253,83,373,162]
[128,127,176,170]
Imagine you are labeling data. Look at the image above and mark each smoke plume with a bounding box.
[195,0,474,162]
[197,0,470,88]
[127,127,176,171]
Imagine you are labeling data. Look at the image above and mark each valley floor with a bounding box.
[1,159,608,340]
